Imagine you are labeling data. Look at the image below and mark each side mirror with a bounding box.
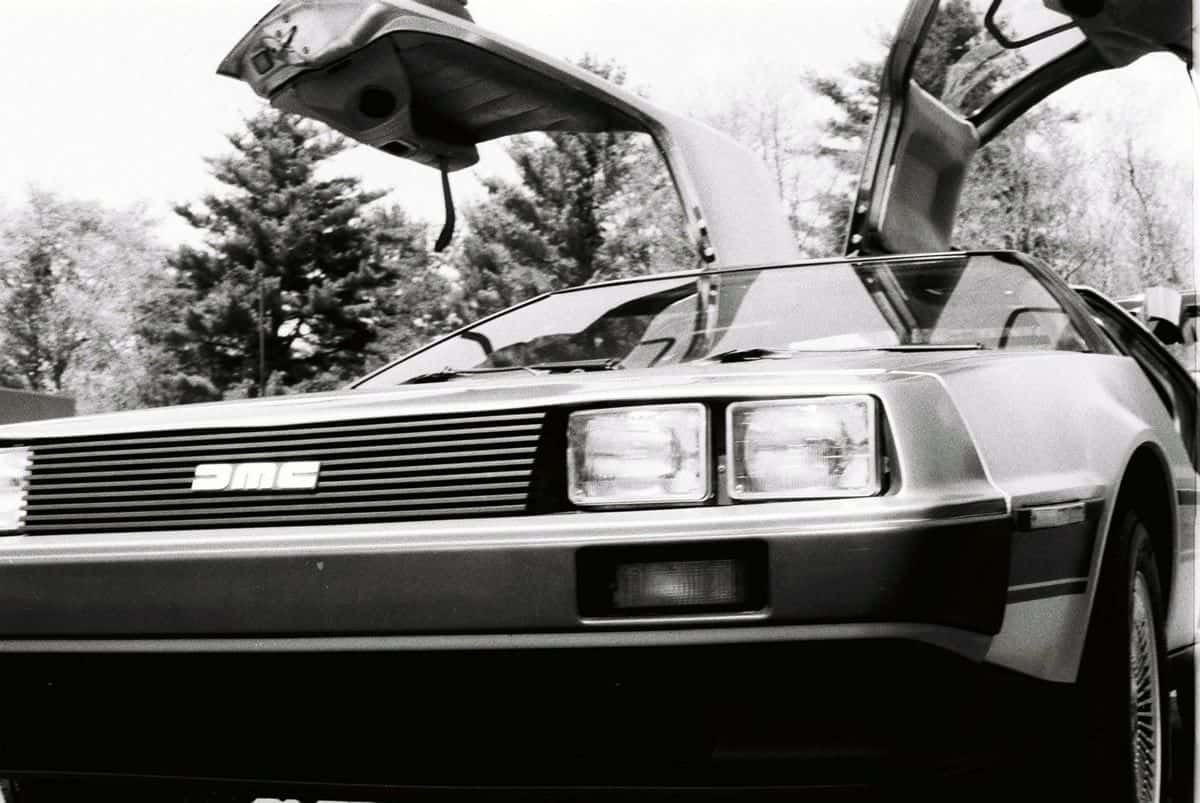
[1141,286,1185,345]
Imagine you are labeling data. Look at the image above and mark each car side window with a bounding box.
[1089,314,1130,357]
[1088,303,1175,415]
[1127,338,1178,419]
[1166,307,1198,377]
[1082,290,1198,471]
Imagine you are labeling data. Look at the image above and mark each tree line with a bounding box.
[0,2,1189,413]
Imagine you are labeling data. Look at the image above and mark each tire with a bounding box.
[1077,507,1172,803]
[1169,647,1195,803]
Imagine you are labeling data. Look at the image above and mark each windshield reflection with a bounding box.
[357,254,1087,387]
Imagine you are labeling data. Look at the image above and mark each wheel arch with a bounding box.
[1111,440,1176,605]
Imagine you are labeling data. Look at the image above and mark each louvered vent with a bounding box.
[21,410,545,534]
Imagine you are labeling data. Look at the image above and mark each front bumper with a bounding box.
[0,495,1010,649]
[3,498,1102,790]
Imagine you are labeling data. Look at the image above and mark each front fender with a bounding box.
[914,351,1191,681]
[916,352,1190,681]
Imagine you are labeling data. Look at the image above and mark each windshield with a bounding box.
[357,253,1088,387]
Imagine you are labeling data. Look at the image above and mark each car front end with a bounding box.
[0,344,1106,793]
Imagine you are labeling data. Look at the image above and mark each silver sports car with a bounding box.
[0,0,1193,801]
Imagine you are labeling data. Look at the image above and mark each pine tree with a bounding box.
[364,204,452,363]
[155,108,412,398]
[804,58,886,255]
[451,57,693,322]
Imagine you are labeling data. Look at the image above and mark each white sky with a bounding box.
[0,1,1192,246]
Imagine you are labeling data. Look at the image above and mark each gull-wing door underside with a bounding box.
[845,0,981,256]
[848,0,1192,257]
[219,0,800,269]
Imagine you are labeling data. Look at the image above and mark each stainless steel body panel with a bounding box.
[923,352,1196,680]
[0,502,1010,644]
[2,344,1191,685]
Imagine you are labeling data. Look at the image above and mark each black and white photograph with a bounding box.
[0,0,1195,801]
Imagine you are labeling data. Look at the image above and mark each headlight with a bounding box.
[728,397,879,500]
[568,404,709,506]
[0,447,31,531]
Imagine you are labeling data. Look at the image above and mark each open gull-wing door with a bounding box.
[845,0,980,256]
[218,0,800,269]
[848,0,1192,257]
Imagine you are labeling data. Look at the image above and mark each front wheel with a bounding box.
[1130,570,1165,800]
[1077,508,1171,803]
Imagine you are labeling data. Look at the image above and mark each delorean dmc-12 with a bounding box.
[0,0,1194,800]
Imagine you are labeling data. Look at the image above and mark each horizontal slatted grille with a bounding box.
[21,410,546,534]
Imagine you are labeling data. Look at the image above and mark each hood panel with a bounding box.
[0,352,1010,443]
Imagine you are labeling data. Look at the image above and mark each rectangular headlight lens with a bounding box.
[568,404,709,506]
[0,447,31,531]
[728,397,879,500]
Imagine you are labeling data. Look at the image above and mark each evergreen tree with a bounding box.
[451,57,693,322]
[364,204,453,363]
[804,57,885,255]
[155,108,414,398]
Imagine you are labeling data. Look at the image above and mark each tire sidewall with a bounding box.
[1078,506,1172,802]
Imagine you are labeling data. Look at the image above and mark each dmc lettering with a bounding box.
[191,461,321,492]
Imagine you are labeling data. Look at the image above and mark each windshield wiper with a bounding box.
[526,358,624,373]
[823,344,989,352]
[404,366,532,384]
[404,359,623,384]
[707,344,987,363]
[706,348,795,363]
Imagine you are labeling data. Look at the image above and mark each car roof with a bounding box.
[540,250,1039,296]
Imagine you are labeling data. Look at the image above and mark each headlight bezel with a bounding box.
[0,446,32,532]
[725,396,881,501]
[567,403,712,508]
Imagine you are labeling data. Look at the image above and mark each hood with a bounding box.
[0,350,1021,443]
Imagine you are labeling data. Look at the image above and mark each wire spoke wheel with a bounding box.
[1130,571,1163,803]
